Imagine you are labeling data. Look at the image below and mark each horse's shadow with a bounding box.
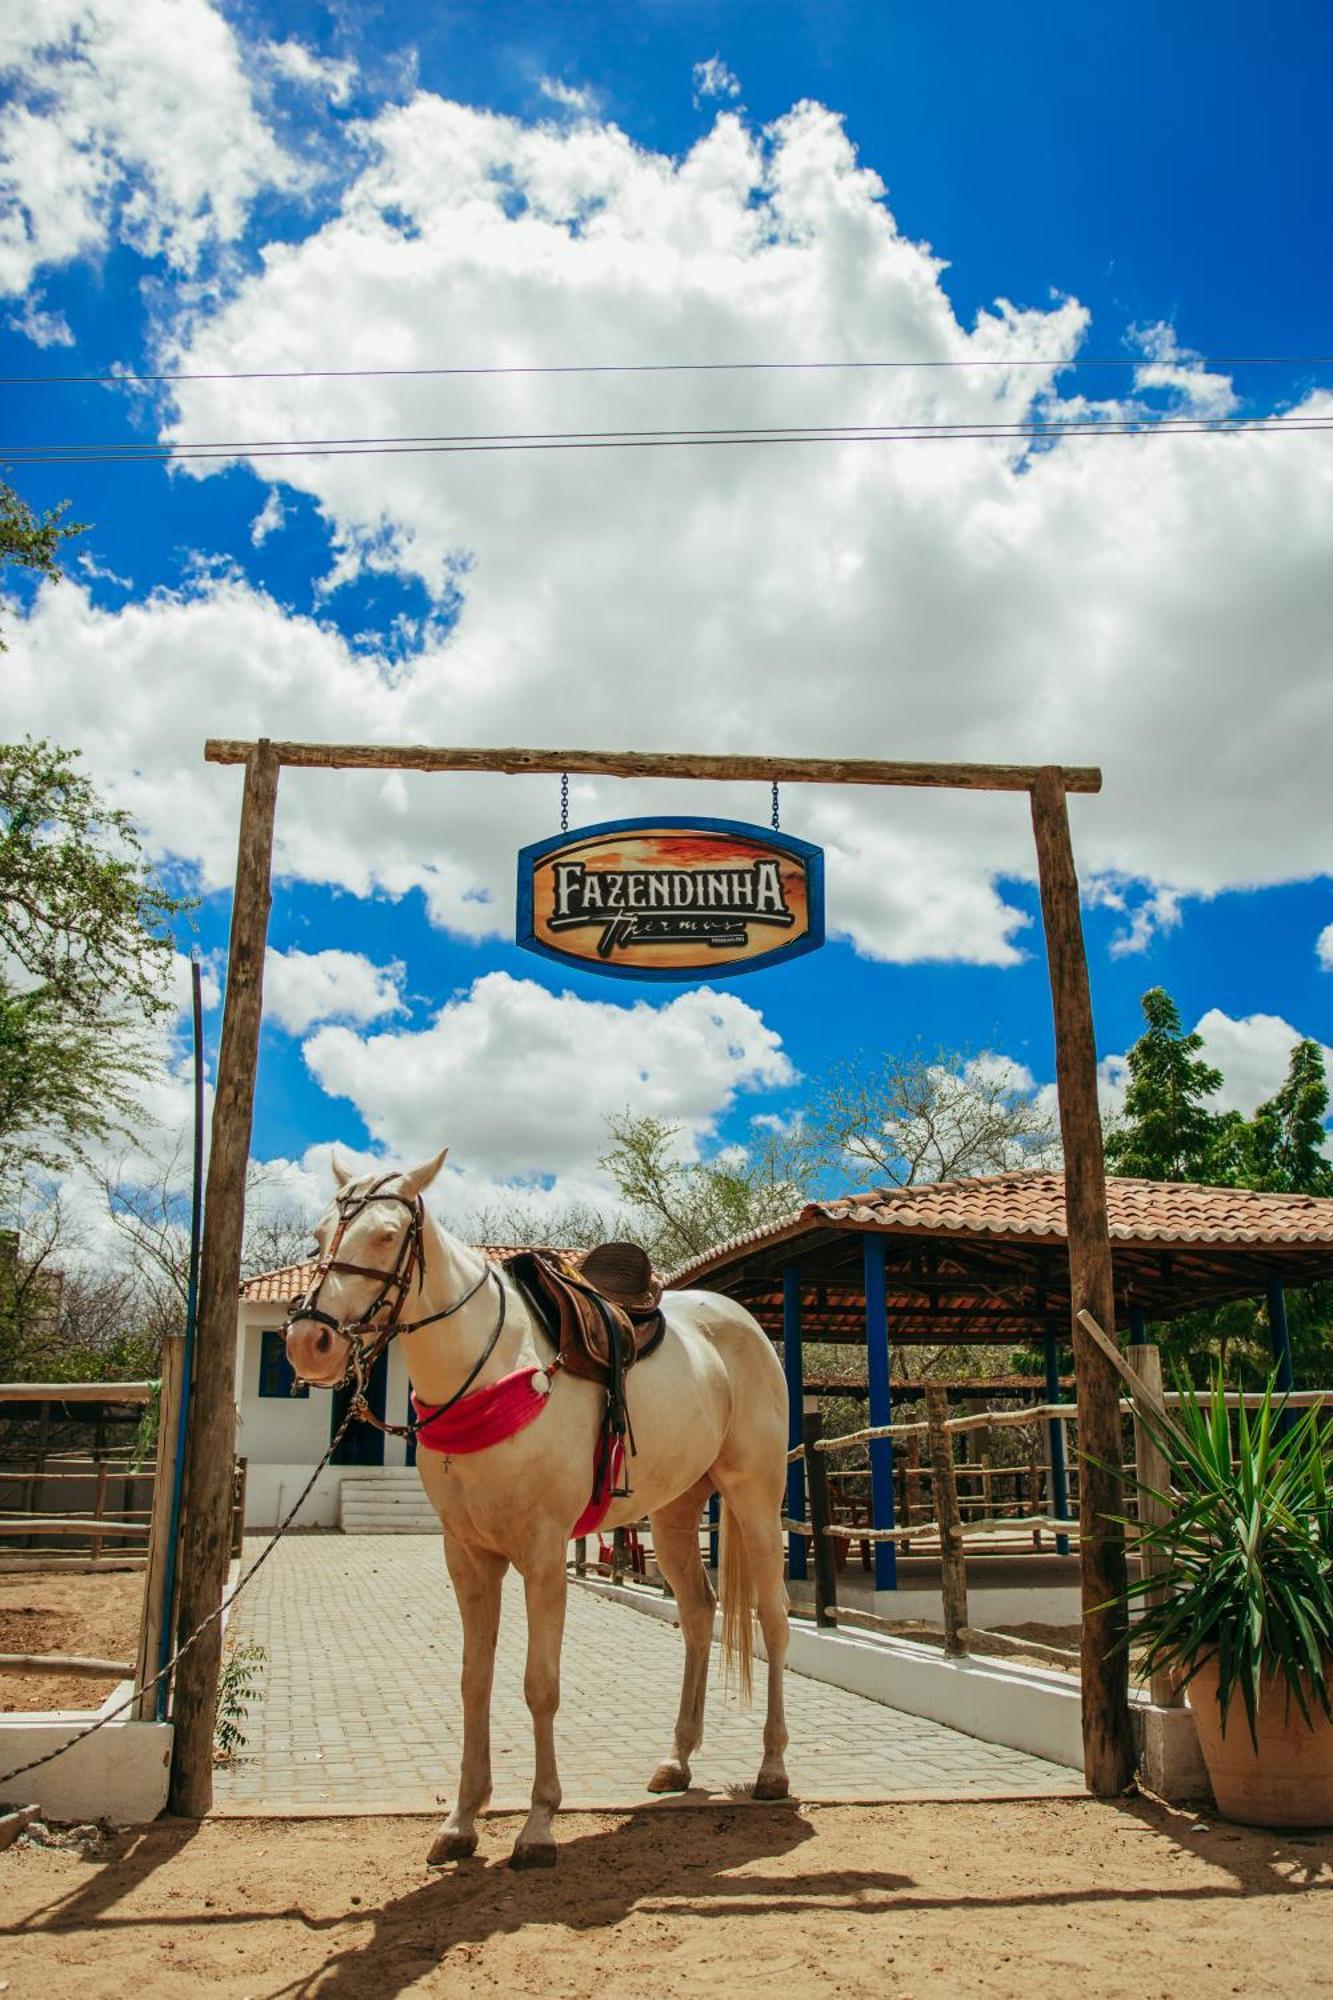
[273,1804,903,2000]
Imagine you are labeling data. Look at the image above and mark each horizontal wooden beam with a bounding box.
[203,740,1103,795]
[0,1653,133,1677]
[0,1517,150,1538]
[0,1382,156,1403]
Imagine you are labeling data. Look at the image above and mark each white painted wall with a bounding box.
[233,1304,417,1527]
[0,1685,172,1822]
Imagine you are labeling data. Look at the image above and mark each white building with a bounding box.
[235,1260,423,1530]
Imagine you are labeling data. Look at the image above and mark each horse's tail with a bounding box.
[718,1497,755,1705]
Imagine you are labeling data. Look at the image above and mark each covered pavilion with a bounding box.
[666,1170,1333,1589]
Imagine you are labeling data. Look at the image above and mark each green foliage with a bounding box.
[213,1641,267,1763]
[1102,995,1333,1382]
[1105,988,1231,1182]
[0,737,191,1179]
[1248,1041,1333,1196]
[600,1111,801,1270]
[0,480,86,647]
[1111,1370,1333,1747]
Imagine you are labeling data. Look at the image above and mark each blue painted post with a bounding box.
[1043,1328,1071,1558]
[1266,1279,1295,1395]
[708,1490,720,1573]
[782,1262,807,1581]
[1267,1278,1295,1438]
[863,1235,897,1591]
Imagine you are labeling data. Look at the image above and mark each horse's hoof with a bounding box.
[647,1761,691,1794]
[427,1829,478,1865]
[752,1774,790,1801]
[509,1842,557,1871]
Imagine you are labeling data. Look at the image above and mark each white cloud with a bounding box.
[6,92,1333,972]
[261,38,356,106]
[1130,321,1239,418]
[0,0,297,295]
[6,295,73,346]
[1192,1008,1332,1117]
[538,76,598,115]
[1317,924,1333,971]
[168,949,221,1017]
[693,56,741,103]
[302,970,794,1189]
[1090,882,1184,957]
[250,489,287,547]
[263,948,406,1034]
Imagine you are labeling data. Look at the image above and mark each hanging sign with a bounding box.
[516,816,824,982]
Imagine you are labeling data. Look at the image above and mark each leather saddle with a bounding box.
[502,1243,667,1500]
[503,1242,667,1382]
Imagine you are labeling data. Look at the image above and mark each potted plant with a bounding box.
[1116,1371,1333,1827]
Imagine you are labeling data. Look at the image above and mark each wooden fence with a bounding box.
[781,1366,1333,1686]
[568,1358,1333,1693]
[0,1354,248,1717]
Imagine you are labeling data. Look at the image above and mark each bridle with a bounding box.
[283,1174,507,1438]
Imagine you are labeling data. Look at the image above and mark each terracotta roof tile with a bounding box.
[667,1171,1333,1286]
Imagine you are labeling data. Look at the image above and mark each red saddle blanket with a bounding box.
[412,1366,624,1539]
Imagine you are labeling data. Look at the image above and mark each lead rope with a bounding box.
[0,1400,358,1799]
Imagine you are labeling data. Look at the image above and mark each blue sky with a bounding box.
[3,0,1331,1233]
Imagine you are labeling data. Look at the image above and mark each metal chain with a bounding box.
[560,771,569,834]
[0,1402,358,1800]
[771,780,780,831]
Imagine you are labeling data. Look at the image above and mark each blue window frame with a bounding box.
[258,1328,308,1399]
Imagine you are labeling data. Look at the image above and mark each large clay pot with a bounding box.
[1187,1655,1333,1827]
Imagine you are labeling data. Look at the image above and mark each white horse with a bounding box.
[284,1152,791,1869]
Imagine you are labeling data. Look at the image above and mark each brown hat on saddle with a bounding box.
[578,1240,661,1316]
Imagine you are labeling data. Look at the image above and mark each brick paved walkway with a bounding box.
[214,1535,1081,1813]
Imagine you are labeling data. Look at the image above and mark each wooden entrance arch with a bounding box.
[168,741,1129,1812]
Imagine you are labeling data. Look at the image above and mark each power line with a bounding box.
[4,414,1329,467]
[3,353,1333,388]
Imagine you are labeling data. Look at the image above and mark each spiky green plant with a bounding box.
[213,1641,267,1763]
[1111,1371,1333,1749]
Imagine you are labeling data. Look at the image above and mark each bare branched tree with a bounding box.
[795,1046,1060,1192]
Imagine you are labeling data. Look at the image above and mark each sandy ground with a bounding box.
[0,1569,144,1710]
[2,1800,1330,1998]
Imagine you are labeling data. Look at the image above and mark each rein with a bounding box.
[284,1175,509,1441]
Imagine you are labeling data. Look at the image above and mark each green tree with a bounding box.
[1,479,86,646]
[600,1111,802,1271]
[1104,987,1230,1182]
[0,738,188,1177]
[1248,1039,1333,1195]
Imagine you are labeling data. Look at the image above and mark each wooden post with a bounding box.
[230,1458,248,1559]
[168,741,280,1818]
[90,1462,108,1564]
[925,1385,968,1656]
[1127,1339,1179,1710]
[133,1334,184,1719]
[803,1411,838,1629]
[1030,766,1133,1794]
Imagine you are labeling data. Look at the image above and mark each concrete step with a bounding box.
[338,1473,439,1534]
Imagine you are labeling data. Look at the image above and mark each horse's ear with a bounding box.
[399,1149,448,1198]
[331,1151,353,1190]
